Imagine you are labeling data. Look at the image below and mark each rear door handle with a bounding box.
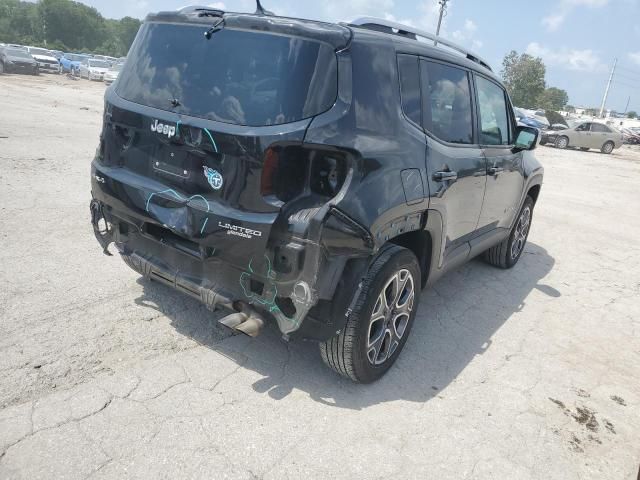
[433,171,458,182]
[488,167,504,176]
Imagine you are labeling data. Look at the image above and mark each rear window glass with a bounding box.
[116,22,338,127]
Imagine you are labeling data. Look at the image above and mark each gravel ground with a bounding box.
[1,74,639,480]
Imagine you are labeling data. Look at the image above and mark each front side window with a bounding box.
[576,123,591,132]
[397,54,421,126]
[476,76,511,146]
[421,61,473,144]
[116,22,338,127]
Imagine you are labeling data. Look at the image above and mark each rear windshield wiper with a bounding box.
[204,18,225,40]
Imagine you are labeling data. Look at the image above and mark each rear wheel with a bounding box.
[555,136,569,149]
[320,245,420,383]
[484,196,534,269]
[601,141,614,154]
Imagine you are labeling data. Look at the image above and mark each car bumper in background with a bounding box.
[37,62,59,73]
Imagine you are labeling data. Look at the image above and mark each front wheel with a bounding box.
[320,245,420,383]
[555,136,569,149]
[0,61,4,74]
[601,141,614,154]
[484,196,534,269]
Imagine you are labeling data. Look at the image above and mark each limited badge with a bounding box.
[203,166,223,190]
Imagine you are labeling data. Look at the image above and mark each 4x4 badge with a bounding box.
[203,166,223,190]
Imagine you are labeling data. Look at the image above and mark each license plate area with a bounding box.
[152,159,189,179]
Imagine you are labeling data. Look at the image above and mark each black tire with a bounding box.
[0,61,4,74]
[580,147,589,151]
[484,196,534,269]
[320,245,421,383]
[601,141,614,154]
[555,136,569,149]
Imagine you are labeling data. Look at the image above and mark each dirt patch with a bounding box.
[572,406,599,433]
[610,395,626,406]
[603,419,616,434]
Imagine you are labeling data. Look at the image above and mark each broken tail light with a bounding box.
[260,146,348,204]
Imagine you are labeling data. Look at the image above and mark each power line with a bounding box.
[611,80,640,89]
[616,64,640,75]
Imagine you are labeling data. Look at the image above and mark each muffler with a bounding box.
[218,309,265,337]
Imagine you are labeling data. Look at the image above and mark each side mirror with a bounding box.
[514,126,538,151]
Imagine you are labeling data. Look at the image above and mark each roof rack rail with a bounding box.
[349,17,492,72]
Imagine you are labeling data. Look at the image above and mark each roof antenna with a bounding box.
[255,0,273,15]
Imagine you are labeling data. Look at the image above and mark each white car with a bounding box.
[26,47,59,73]
[103,63,122,85]
[79,59,110,81]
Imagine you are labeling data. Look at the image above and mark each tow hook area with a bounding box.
[90,199,114,256]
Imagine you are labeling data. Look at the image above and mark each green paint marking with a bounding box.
[203,128,218,153]
[239,255,299,325]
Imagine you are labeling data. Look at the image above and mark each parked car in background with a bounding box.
[59,53,87,74]
[0,47,38,75]
[79,58,110,81]
[49,49,63,60]
[103,62,122,84]
[621,128,640,145]
[540,122,624,153]
[26,46,59,73]
[514,108,546,130]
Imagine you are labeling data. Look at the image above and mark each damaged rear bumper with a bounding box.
[90,163,373,341]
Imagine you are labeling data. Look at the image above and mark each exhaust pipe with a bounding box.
[218,308,265,337]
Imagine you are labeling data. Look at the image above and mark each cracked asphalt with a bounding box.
[1,74,639,480]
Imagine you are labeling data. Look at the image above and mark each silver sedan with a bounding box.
[540,122,624,154]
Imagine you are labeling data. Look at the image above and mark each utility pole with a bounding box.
[599,57,617,118]
[434,0,449,46]
[623,96,630,114]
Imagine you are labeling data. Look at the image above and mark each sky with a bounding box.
[70,0,640,112]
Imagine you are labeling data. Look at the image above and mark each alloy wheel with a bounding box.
[511,206,531,260]
[367,269,415,365]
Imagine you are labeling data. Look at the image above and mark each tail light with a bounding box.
[260,146,348,204]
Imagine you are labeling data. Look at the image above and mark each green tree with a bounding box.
[538,87,569,111]
[628,111,637,119]
[501,51,547,109]
[0,0,140,56]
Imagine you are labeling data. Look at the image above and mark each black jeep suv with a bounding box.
[90,6,543,383]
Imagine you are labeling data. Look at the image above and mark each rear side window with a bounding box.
[116,22,338,127]
[421,61,473,144]
[591,123,611,133]
[397,55,421,125]
[475,76,511,145]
